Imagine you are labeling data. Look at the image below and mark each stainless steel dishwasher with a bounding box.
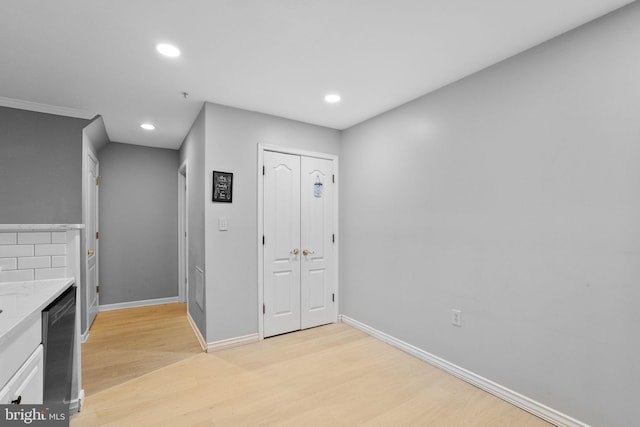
[41,285,76,405]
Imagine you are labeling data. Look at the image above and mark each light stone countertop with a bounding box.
[0,278,75,347]
[0,224,85,231]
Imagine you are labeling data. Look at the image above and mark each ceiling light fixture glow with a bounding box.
[140,123,156,130]
[324,93,341,103]
[156,43,181,57]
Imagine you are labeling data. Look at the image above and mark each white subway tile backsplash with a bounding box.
[51,232,67,244]
[0,258,17,271]
[0,226,77,283]
[34,244,66,256]
[0,245,34,258]
[51,256,68,268]
[18,256,51,269]
[0,233,17,245]
[18,232,51,245]
[34,268,67,280]
[0,269,34,283]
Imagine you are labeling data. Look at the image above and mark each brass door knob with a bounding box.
[303,249,315,256]
[87,250,95,255]
[291,248,299,255]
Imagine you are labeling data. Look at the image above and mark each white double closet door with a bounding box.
[263,150,336,338]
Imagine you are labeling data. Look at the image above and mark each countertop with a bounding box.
[0,278,75,347]
[0,224,85,231]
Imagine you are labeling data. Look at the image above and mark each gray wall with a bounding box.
[0,107,89,223]
[98,142,179,305]
[341,4,639,427]
[204,102,341,343]
[179,106,207,337]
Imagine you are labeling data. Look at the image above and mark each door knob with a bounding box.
[303,249,315,256]
[291,248,299,255]
[87,250,95,255]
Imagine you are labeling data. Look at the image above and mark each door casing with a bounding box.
[178,162,188,304]
[257,144,339,339]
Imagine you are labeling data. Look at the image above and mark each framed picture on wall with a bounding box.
[212,171,233,203]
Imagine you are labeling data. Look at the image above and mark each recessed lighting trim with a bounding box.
[324,93,341,103]
[156,43,180,57]
[140,123,156,130]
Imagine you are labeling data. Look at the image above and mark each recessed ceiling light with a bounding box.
[140,123,156,130]
[156,43,180,57]
[324,93,341,103]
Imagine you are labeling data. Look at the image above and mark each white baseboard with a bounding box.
[185,311,258,353]
[80,330,89,344]
[340,315,589,427]
[98,296,180,312]
[207,333,260,352]
[186,310,207,352]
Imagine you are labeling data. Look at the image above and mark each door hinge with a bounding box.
[263,303,266,314]
[262,235,265,245]
[332,234,335,243]
[263,165,265,175]
[96,231,99,240]
[332,174,335,183]
[332,293,335,302]
[96,285,100,294]
[95,176,100,186]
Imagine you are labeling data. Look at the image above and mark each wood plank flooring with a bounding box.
[72,305,552,426]
[80,303,202,396]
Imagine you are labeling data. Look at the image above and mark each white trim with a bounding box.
[340,315,589,427]
[207,333,260,352]
[81,330,90,344]
[69,389,85,414]
[259,144,339,160]
[0,96,96,120]
[66,232,83,408]
[257,146,265,339]
[187,310,207,352]
[98,296,180,312]
[257,143,340,339]
[178,162,188,304]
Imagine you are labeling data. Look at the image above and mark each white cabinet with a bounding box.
[0,344,43,404]
[0,314,43,405]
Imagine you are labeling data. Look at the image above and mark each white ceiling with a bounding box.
[0,0,634,150]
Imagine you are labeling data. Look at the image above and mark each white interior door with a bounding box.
[263,151,301,337]
[300,156,335,329]
[263,150,336,338]
[86,152,99,329]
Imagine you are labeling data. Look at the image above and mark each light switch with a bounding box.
[218,217,228,231]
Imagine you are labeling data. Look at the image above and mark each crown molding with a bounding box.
[0,96,96,120]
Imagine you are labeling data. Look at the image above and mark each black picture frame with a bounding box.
[212,171,233,203]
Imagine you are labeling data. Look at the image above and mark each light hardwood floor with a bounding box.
[73,305,552,426]
[80,303,202,396]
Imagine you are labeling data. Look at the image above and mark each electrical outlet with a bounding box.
[452,309,462,327]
